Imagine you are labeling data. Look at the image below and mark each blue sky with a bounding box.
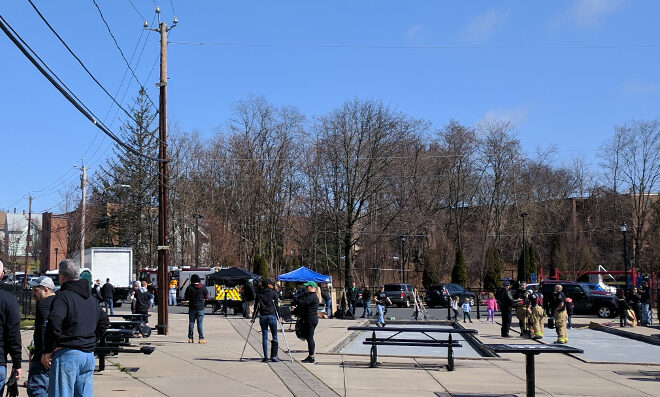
[2,0,659,213]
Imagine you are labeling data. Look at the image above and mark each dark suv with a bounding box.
[383,284,415,308]
[540,280,618,318]
[425,284,475,307]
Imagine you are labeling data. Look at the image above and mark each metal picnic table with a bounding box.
[484,344,583,397]
[348,326,478,370]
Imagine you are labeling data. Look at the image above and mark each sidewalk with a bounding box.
[31,307,660,396]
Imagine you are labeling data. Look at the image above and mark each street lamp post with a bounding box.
[401,236,406,284]
[621,223,628,290]
[521,213,529,283]
[54,247,59,265]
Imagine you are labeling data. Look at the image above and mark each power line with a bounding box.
[168,0,177,17]
[169,41,660,50]
[127,0,147,21]
[0,14,164,163]
[26,0,140,125]
[91,0,159,111]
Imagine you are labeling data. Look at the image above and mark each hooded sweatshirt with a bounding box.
[44,279,110,353]
[0,289,22,369]
[185,282,209,311]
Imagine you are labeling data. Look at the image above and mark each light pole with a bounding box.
[192,214,203,268]
[401,236,406,284]
[54,247,58,265]
[621,223,628,290]
[521,213,528,283]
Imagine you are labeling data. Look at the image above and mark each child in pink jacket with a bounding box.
[486,292,498,323]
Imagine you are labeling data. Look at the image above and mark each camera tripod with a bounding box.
[240,300,293,363]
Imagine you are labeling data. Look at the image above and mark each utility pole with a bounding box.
[74,162,87,267]
[521,212,528,283]
[146,7,177,335]
[81,164,86,268]
[23,195,32,289]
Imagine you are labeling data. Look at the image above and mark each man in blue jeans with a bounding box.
[42,259,109,397]
[185,274,210,344]
[374,286,392,327]
[28,276,56,397]
[101,278,115,315]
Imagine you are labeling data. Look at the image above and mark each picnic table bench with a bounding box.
[347,326,477,371]
[96,315,155,371]
[484,344,583,397]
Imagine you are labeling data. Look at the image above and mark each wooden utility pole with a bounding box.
[23,195,32,289]
[80,164,86,268]
[147,8,176,335]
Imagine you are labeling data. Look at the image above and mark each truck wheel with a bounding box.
[597,305,612,318]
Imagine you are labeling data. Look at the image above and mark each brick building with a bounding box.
[40,212,68,272]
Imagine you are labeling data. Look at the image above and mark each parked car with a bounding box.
[540,280,618,318]
[443,283,476,306]
[583,283,613,296]
[424,284,450,308]
[383,284,416,308]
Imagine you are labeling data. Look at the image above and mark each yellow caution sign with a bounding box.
[215,285,242,301]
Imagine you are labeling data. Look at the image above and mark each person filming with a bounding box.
[292,281,319,363]
[255,279,280,362]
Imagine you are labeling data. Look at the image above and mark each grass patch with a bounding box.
[20,317,35,328]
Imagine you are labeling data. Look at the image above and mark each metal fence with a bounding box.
[0,283,34,320]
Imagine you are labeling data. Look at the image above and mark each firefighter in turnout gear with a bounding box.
[528,286,546,339]
[515,282,529,337]
[552,284,568,344]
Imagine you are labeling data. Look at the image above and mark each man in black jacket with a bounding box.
[101,278,115,315]
[243,279,256,319]
[497,281,515,338]
[41,259,109,397]
[28,275,56,397]
[0,260,22,395]
[184,274,210,344]
[292,281,319,363]
[132,281,153,321]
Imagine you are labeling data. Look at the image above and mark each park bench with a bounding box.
[277,306,296,330]
[347,326,477,371]
[484,344,583,397]
[96,314,155,371]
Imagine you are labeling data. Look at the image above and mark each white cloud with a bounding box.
[568,0,623,27]
[482,105,530,126]
[622,80,659,94]
[461,10,510,42]
[406,25,422,40]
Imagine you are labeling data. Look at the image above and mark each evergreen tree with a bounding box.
[483,246,501,291]
[92,89,158,271]
[451,248,467,287]
[422,262,440,289]
[253,255,269,279]
[517,244,537,282]
[549,237,565,280]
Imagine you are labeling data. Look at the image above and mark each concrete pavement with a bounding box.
[19,306,660,396]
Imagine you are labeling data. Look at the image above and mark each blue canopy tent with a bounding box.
[277,266,332,284]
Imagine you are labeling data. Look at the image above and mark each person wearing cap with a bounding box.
[292,281,319,363]
[497,281,515,338]
[254,279,280,362]
[0,260,22,395]
[184,274,210,344]
[243,279,256,319]
[28,276,56,397]
[41,259,109,397]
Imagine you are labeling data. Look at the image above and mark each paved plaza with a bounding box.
[21,307,660,396]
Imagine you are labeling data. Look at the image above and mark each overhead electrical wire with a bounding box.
[26,0,141,125]
[127,0,147,22]
[0,14,164,163]
[169,41,660,50]
[91,0,159,111]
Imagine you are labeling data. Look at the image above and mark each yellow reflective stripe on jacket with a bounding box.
[215,285,242,301]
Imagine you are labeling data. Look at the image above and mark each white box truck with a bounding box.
[73,247,133,304]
